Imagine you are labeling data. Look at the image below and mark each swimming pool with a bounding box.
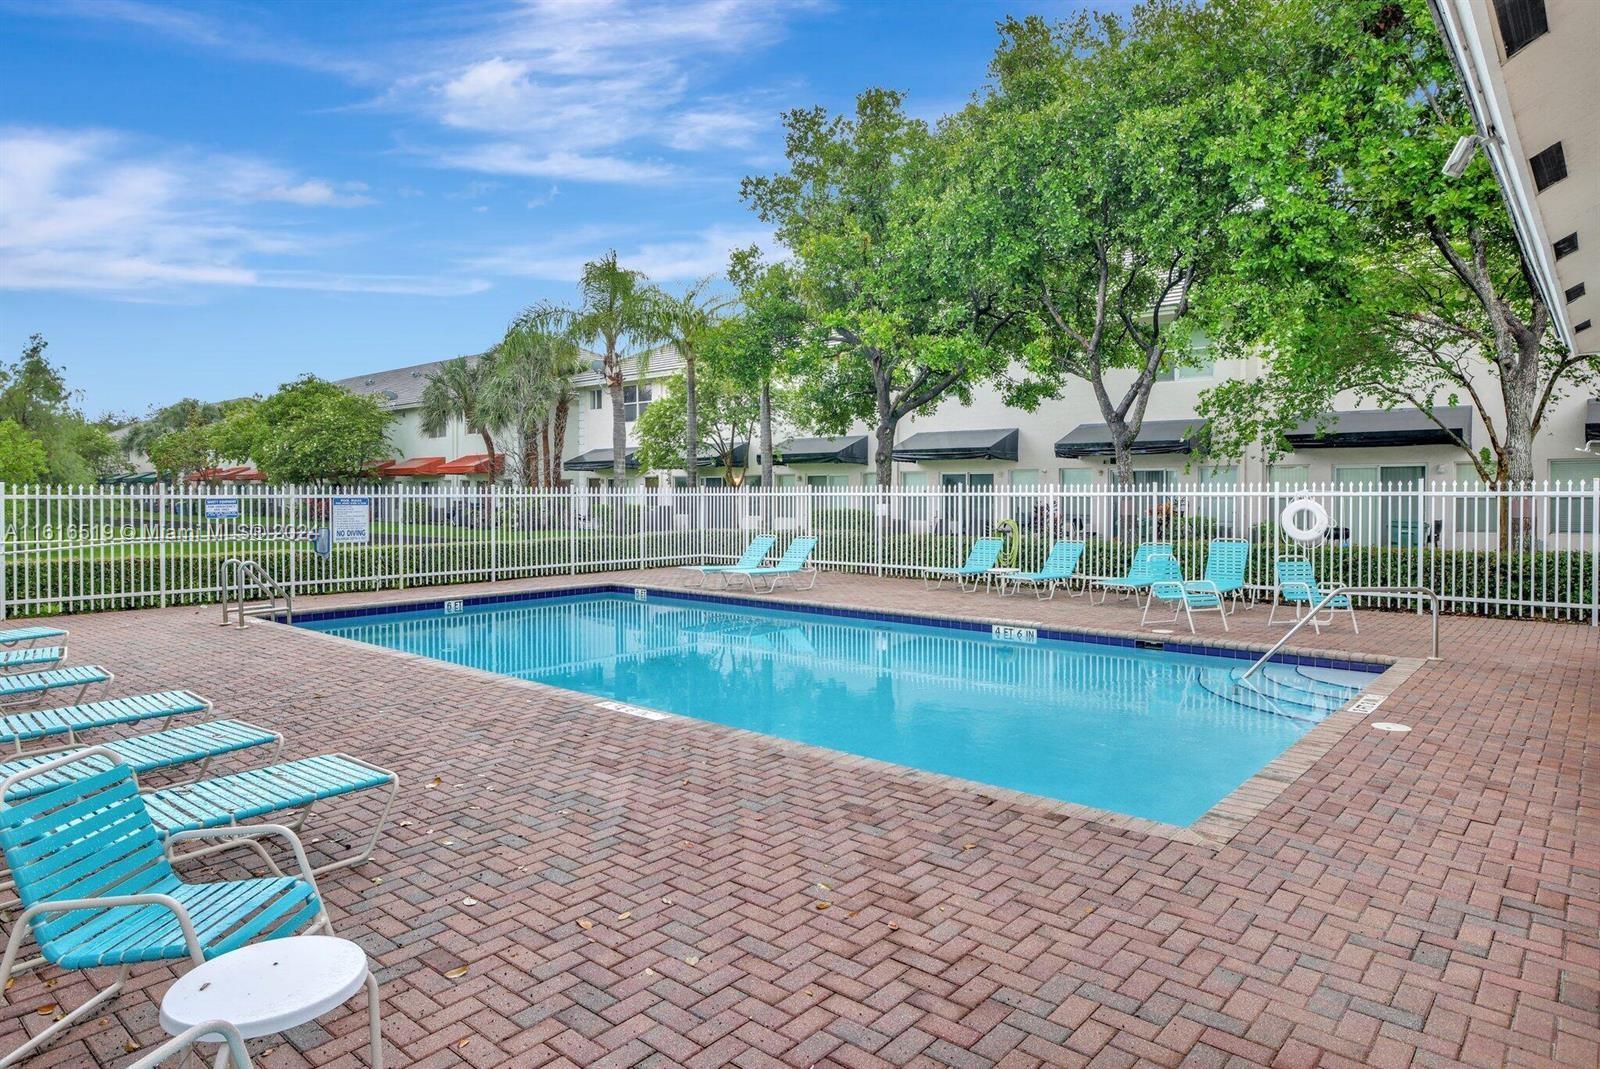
[296,589,1380,826]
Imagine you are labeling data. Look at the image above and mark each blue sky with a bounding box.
[0,0,1091,418]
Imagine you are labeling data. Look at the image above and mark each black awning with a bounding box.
[564,447,640,472]
[1285,406,1472,450]
[773,435,868,465]
[695,443,750,470]
[1054,419,1206,459]
[891,428,1018,462]
[1586,399,1600,443]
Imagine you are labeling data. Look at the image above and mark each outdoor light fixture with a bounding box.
[1443,134,1484,178]
[1578,440,1600,454]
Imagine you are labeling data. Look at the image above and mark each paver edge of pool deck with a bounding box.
[2,569,1595,1069]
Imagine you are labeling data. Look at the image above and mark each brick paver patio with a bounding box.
[2,572,1595,1068]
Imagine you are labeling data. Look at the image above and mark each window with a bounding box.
[1529,143,1567,191]
[1550,459,1600,534]
[807,474,849,489]
[1155,327,1215,381]
[776,473,799,518]
[1198,465,1237,534]
[941,473,994,531]
[1454,463,1497,534]
[588,389,602,410]
[1058,467,1093,533]
[622,384,654,423]
[1494,0,1548,58]
[900,471,932,523]
[1270,464,1309,486]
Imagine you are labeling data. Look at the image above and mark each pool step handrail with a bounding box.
[219,558,293,628]
[1240,585,1440,681]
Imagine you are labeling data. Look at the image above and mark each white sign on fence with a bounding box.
[203,497,239,520]
[330,496,371,545]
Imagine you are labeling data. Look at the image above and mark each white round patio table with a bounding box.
[160,936,383,1068]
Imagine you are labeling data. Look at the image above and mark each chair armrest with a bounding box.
[1280,580,1314,600]
[165,824,324,898]
[1184,580,1221,595]
[5,892,201,977]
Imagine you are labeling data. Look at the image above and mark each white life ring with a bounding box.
[1280,498,1329,543]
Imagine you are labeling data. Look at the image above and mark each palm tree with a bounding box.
[642,278,733,487]
[572,252,652,485]
[483,308,584,487]
[419,356,498,477]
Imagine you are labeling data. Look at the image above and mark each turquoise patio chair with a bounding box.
[1090,542,1172,604]
[726,537,819,594]
[998,540,1086,600]
[0,690,212,757]
[1197,537,1251,612]
[924,537,1005,592]
[0,665,111,710]
[0,749,331,1066]
[1270,555,1358,634]
[0,646,65,674]
[681,535,776,589]
[1140,554,1228,633]
[0,627,67,650]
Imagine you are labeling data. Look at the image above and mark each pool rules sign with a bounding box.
[330,496,371,545]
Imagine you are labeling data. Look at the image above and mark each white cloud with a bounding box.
[0,127,472,296]
[467,223,774,282]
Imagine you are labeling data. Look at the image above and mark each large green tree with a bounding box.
[482,307,586,488]
[742,89,1017,488]
[642,279,733,487]
[0,419,48,484]
[244,376,392,484]
[926,5,1241,484]
[0,334,124,483]
[1194,0,1587,485]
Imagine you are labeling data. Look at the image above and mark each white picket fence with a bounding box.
[1,480,1596,621]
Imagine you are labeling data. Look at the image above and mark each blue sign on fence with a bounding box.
[203,497,240,520]
[330,496,370,544]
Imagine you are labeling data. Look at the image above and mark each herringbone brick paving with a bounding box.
[1,571,1594,1068]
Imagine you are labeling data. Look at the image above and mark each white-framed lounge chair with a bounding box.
[146,754,400,877]
[0,627,66,650]
[998,540,1086,600]
[0,646,66,674]
[1141,554,1229,633]
[1269,555,1358,633]
[681,535,776,588]
[0,720,284,803]
[0,665,112,710]
[0,690,211,757]
[1196,537,1251,612]
[726,537,819,594]
[1090,542,1172,604]
[924,537,1005,592]
[0,749,330,1067]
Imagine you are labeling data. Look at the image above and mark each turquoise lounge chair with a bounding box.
[998,540,1086,600]
[726,537,818,594]
[0,749,331,1066]
[0,626,66,649]
[147,753,400,876]
[924,537,1005,592]
[0,690,211,756]
[681,535,776,588]
[1140,554,1228,633]
[1270,555,1358,633]
[0,720,283,802]
[0,665,112,710]
[1090,542,1172,604]
[1197,537,1251,612]
[0,646,65,674]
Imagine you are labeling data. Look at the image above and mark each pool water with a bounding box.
[298,592,1378,825]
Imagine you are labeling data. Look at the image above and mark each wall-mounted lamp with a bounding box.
[1578,440,1600,454]
[1443,134,1485,178]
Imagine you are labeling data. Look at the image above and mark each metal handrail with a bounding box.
[219,558,293,628]
[1241,585,1440,681]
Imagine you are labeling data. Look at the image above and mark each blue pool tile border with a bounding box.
[287,584,1386,675]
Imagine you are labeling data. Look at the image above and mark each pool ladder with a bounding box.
[1240,585,1440,681]
[219,558,293,628]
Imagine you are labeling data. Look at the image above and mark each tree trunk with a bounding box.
[873,357,895,489]
[874,420,897,489]
[607,342,628,488]
[758,378,774,487]
[541,420,554,490]
[1498,336,1541,487]
[683,353,699,489]
[523,427,540,488]
[551,396,571,490]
